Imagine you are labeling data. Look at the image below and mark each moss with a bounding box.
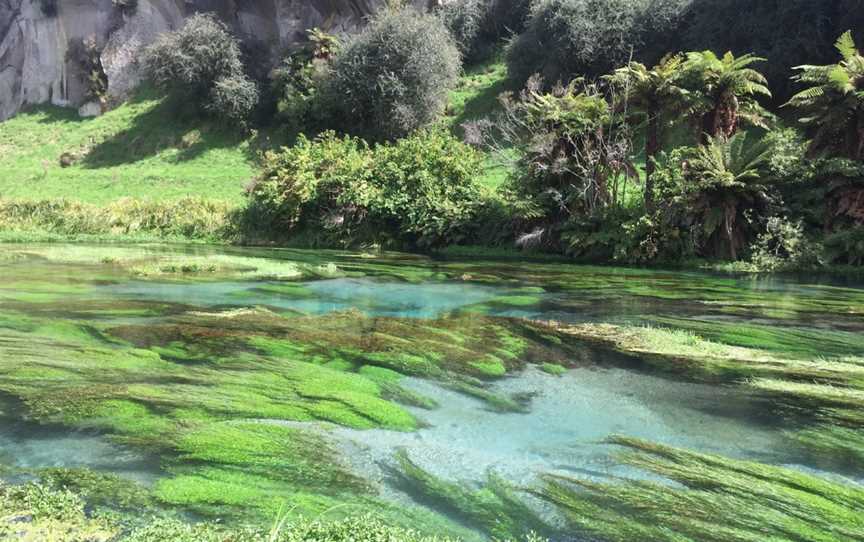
[0,482,118,541]
[486,295,542,307]
[36,467,154,511]
[540,363,567,376]
[469,357,508,377]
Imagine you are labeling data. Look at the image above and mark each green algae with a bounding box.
[394,450,552,541]
[651,316,864,360]
[4,242,864,540]
[537,436,864,542]
[539,363,567,376]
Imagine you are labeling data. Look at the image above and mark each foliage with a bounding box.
[652,132,776,260]
[538,436,864,542]
[66,35,108,102]
[324,8,461,140]
[143,14,258,123]
[271,29,340,132]
[607,54,690,207]
[825,227,864,265]
[680,0,864,102]
[0,197,238,242]
[682,50,772,140]
[468,77,636,248]
[748,216,823,271]
[562,207,692,263]
[788,31,864,160]
[248,129,485,247]
[438,0,531,63]
[506,0,684,86]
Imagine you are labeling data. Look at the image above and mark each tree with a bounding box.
[324,8,461,141]
[607,54,690,209]
[678,132,774,259]
[787,31,864,160]
[143,14,258,123]
[683,51,771,141]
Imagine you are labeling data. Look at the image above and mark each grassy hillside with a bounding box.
[0,62,514,204]
[0,89,260,205]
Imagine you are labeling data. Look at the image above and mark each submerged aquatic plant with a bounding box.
[537,436,864,542]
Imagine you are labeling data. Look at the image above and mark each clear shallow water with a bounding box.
[330,367,798,493]
[105,277,511,318]
[2,243,864,535]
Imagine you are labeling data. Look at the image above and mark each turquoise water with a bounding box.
[1,243,863,537]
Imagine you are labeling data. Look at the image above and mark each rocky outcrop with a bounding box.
[0,0,394,120]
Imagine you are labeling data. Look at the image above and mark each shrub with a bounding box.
[749,216,822,271]
[143,13,258,123]
[324,8,461,140]
[247,132,375,235]
[67,35,108,102]
[271,28,340,132]
[248,129,484,247]
[506,0,686,85]
[824,227,864,265]
[438,0,531,63]
[439,0,486,62]
[680,0,864,102]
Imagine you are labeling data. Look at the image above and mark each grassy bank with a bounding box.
[0,90,259,205]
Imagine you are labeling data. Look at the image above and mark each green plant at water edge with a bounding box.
[0,197,238,242]
[537,436,864,542]
[248,129,485,248]
[654,132,776,260]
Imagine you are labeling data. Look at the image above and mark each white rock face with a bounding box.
[0,0,395,121]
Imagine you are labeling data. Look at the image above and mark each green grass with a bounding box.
[0,89,263,205]
[445,57,514,191]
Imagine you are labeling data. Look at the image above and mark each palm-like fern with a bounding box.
[608,54,690,209]
[788,31,864,160]
[684,51,772,141]
[684,132,774,259]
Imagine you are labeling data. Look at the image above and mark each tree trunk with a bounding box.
[644,115,661,211]
[715,93,739,140]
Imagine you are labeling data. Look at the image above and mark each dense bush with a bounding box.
[506,0,687,85]
[143,14,258,123]
[271,29,339,132]
[324,9,461,140]
[680,0,864,102]
[439,0,532,63]
[248,130,484,247]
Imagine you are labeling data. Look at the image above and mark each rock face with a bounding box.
[0,0,395,121]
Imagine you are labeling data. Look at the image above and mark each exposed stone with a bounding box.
[0,0,410,121]
[78,99,102,117]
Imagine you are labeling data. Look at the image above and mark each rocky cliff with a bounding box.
[0,0,392,120]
